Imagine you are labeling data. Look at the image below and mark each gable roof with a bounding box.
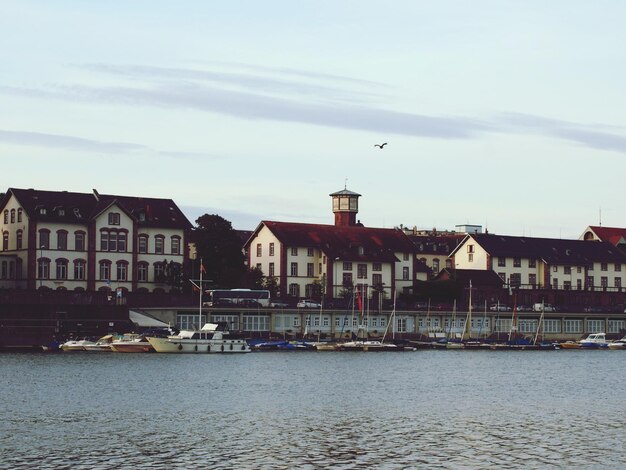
[247,221,414,262]
[455,233,626,265]
[583,226,626,246]
[4,188,192,230]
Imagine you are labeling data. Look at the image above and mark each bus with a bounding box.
[207,289,271,307]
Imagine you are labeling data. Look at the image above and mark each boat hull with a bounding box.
[110,341,154,353]
[147,337,251,353]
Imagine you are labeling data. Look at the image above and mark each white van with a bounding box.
[533,303,556,312]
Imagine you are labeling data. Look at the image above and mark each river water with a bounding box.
[1,350,625,469]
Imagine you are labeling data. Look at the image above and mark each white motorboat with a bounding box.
[579,332,610,349]
[608,336,626,350]
[61,339,98,351]
[83,335,115,352]
[110,334,154,353]
[146,322,251,354]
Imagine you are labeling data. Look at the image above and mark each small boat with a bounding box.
[61,338,98,351]
[83,335,115,352]
[251,340,314,351]
[579,332,610,349]
[336,340,407,352]
[559,340,581,349]
[608,336,626,349]
[147,322,251,354]
[110,334,154,353]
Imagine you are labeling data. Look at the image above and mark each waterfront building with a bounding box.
[244,188,416,303]
[0,188,192,293]
[580,225,626,252]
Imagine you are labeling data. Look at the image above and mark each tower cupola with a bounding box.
[330,188,361,227]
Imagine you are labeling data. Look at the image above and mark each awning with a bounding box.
[129,310,170,328]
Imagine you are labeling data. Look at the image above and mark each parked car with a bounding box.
[297,299,321,308]
[239,299,261,308]
[489,304,512,312]
[270,300,289,308]
[533,303,556,312]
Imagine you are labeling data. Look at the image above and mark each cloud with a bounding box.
[0,129,214,159]
[499,112,626,154]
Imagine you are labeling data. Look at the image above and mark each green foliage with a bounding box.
[193,214,246,288]
[155,259,183,288]
[263,275,280,298]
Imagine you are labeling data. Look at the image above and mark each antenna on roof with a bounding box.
[599,207,602,227]
[344,177,348,190]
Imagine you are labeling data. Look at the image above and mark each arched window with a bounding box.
[38,257,50,280]
[73,259,86,280]
[118,231,127,252]
[10,209,15,224]
[55,258,68,280]
[39,229,50,249]
[171,235,181,255]
[155,235,165,254]
[17,208,22,223]
[137,262,149,282]
[16,230,22,250]
[99,260,112,281]
[74,231,86,251]
[138,234,149,254]
[2,232,8,250]
[56,230,68,250]
[3,210,8,224]
[116,260,129,281]
[154,262,165,282]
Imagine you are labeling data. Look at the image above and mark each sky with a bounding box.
[2,1,626,239]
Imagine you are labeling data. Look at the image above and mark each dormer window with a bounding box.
[358,246,364,255]
[39,207,47,216]
[108,212,120,225]
[73,208,82,219]
[138,212,146,222]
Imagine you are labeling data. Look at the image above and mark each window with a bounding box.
[564,319,582,334]
[588,264,594,271]
[75,232,85,251]
[357,264,367,279]
[586,276,594,288]
[577,266,582,273]
[138,235,148,254]
[118,232,127,252]
[55,259,68,280]
[564,266,571,275]
[307,248,314,256]
[552,278,558,289]
[290,262,298,276]
[288,283,300,297]
[402,266,409,280]
[171,236,180,255]
[269,242,275,256]
[513,258,521,267]
[3,210,7,224]
[39,230,50,249]
[116,261,128,281]
[256,243,262,257]
[74,260,86,280]
[615,264,622,272]
[108,212,121,225]
[17,208,22,223]
[16,230,22,250]
[100,231,109,251]
[307,263,314,277]
[373,263,381,272]
[269,262,275,277]
[468,253,474,262]
[291,247,298,256]
[155,236,164,254]
[467,244,474,253]
[10,209,15,223]
[601,263,608,272]
[373,273,382,286]
[137,263,148,282]
[343,272,353,286]
[552,266,558,273]
[615,278,622,289]
[38,258,50,280]
[510,273,521,287]
[403,253,409,261]
[154,262,165,282]
[601,276,608,289]
[99,261,111,281]
[528,259,536,268]
[586,319,604,333]
[2,232,7,250]
[496,257,505,267]
[432,259,440,274]
[543,319,561,334]
[343,262,352,271]
[396,317,407,333]
[57,231,67,250]
[577,279,582,290]
[564,280,571,290]
[528,273,536,286]
[109,232,118,252]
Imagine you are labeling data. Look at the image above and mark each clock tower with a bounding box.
[330,188,361,227]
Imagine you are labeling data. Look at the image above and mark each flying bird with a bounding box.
[374,143,388,149]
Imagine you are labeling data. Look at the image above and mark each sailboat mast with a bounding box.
[199,258,203,330]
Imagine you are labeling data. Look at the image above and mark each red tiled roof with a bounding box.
[4,188,192,230]
[253,221,415,262]
[587,226,626,244]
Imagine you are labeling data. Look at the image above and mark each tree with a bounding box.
[263,275,280,299]
[193,214,247,288]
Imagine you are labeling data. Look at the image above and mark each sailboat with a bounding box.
[337,289,413,351]
[146,259,251,354]
[490,296,537,350]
